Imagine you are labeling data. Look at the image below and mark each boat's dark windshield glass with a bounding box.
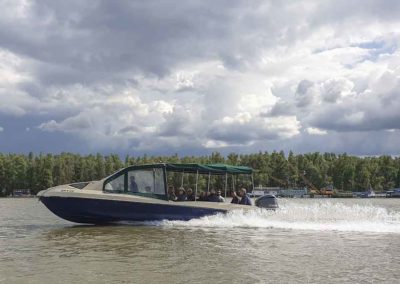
[103,167,166,199]
[69,182,90,189]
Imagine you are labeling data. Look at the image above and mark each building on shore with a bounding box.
[251,186,279,197]
[253,186,309,198]
[385,188,400,198]
[278,188,309,198]
[11,189,33,197]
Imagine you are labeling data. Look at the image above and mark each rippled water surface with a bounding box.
[1,198,400,283]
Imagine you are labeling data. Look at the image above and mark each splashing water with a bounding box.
[156,201,400,233]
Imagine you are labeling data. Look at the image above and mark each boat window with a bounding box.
[104,174,125,193]
[127,168,165,196]
[69,182,90,189]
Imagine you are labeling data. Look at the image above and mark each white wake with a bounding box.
[156,201,400,233]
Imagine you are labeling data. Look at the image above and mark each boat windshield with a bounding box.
[104,167,166,199]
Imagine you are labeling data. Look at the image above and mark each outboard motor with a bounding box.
[255,194,279,210]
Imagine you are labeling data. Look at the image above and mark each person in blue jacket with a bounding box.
[207,189,224,202]
[238,188,252,205]
[186,188,196,201]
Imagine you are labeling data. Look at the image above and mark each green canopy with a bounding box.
[206,163,253,174]
[165,163,253,175]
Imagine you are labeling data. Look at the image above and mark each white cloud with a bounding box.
[305,127,327,136]
[0,126,3,132]
[0,49,36,116]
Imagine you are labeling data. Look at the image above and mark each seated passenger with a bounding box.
[216,190,225,202]
[238,188,252,205]
[186,188,196,201]
[176,187,187,201]
[207,189,224,202]
[198,191,207,201]
[168,186,177,201]
[130,176,138,193]
[230,190,240,204]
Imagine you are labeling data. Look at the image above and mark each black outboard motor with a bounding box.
[255,194,279,210]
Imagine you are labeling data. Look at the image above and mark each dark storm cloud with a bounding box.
[312,0,400,25]
[295,80,315,108]
[312,101,400,132]
[208,127,258,145]
[308,69,400,132]
[1,0,275,84]
[157,106,196,138]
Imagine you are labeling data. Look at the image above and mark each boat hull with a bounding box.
[40,196,226,224]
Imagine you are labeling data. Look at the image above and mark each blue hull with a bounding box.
[40,196,226,224]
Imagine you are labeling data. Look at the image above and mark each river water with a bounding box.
[1,198,400,283]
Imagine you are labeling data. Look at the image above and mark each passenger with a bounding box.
[207,189,217,202]
[168,186,177,201]
[176,187,187,201]
[186,188,196,201]
[198,191,207,201]
[238,188,252,205]
[230,190,240,204]
[130,176,138,193]
[216,190,225,202]
[207,189,224,202]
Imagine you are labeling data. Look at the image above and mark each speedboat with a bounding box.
[38,163,278,224]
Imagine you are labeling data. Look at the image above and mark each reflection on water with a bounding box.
[1,198,400,283]
[42,225,190,259]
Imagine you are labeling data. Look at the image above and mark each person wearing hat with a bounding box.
[238,188,252,205]
[186,188,196,201]
[176,187,187,201]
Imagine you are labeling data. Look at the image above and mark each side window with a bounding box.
[104,174,125,193]
[127,168,165,196]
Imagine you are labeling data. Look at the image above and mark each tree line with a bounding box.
[1,151,399,196]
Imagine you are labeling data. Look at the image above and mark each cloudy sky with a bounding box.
[1,0,400,156]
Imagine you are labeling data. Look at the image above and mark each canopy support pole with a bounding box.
[207,172,211,192]
[181,171,184,188]
[195,170,199,202]
[251,173,255,203]
[163,166,168,199]
[224,173,228,198]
